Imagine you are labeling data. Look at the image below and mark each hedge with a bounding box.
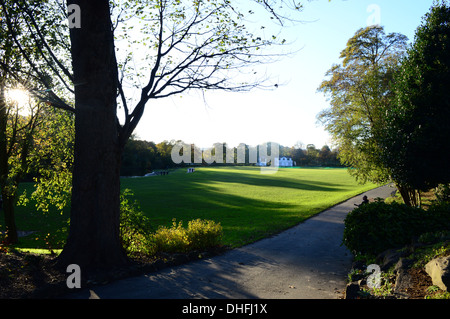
[343,201,450,257]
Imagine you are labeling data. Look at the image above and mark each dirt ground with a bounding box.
[0,248,224,299]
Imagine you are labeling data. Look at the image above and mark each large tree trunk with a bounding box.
[57,0,128,270]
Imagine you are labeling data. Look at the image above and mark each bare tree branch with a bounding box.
[17,1,74,83]
[0,0,75,113]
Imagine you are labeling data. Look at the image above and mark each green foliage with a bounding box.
[13,167,378,251]
[119,188,223,256]
[18,108,74,215]
[121,138,157,176]
[418,230,450,245]
[435,184,450,203]
[152,218,223,254]
[120,138,186,176]
[152,219,190,254]
[119,189,155,256]
[121,138,342,176]
[343,201,450,257]
[426,290,450,299]
[317,26,408,185]
[378,1,450,191]
[186,218,223,251]
[410,242,450,269]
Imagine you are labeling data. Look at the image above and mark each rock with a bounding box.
[392,257,414,298]
[376,249,407,271]
[345,282,361,299]
[394,269,413,298]
[394,258,414,272]
[425,256,450,291]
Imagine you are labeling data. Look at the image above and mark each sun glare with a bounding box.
[6,88,31,107]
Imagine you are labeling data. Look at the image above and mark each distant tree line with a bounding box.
[280,144,341,168]
[120,138,343,176]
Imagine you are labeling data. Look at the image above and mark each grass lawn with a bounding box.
[5,166,379,250]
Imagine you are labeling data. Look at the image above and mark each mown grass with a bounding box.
[4,166,378,250]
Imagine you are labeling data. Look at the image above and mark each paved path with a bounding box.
[68,185,394,299]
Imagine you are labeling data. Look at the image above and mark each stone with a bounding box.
[376,249,406,271]
[394,258,414,272]
[393,257,414,298]
[394,269,413,298]
[425,256,450,291]
[345,282,361,299]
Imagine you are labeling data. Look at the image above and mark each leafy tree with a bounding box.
[317,26,408,184]
[1,0,303,269]
[0,0,63,244]
[155,140,179,169]
[290,146,307,166]
[121,138,157,176]
[0,0,74,111]
[0,90,44,244]
[377,1,450,204]
[25,108,74,215]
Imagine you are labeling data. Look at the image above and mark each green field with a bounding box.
[8,166,378,250]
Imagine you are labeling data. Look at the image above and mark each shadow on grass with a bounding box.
[12,167,368,250]
[123,168,350,248]
[189,168,343,192]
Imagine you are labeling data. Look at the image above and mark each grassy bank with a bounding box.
[5,166,378,250]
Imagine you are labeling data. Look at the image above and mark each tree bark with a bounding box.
[57,0,128,270]
[396,183,418,207]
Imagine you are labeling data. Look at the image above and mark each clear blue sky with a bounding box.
[133,0,436,149]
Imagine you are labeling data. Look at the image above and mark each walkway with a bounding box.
[68,184,394,299]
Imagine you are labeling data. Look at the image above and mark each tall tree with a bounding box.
[378,1,450,203]
[0,1,52,244]
[55,0,128,268]
[1,0,303,269]
[317,26,408,184]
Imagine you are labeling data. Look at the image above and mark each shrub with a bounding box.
[152,218,223,253]
[119,189,223,256]
[120,189,155,256]
[186,219,223,251]
[436,184,450,203]
[343,201,450,257]
[152,219,190,253]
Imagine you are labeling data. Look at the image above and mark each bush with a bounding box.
[152,218,223,253]
[186,219,223,251]
[343,202,450,257]
[119,188,223,256]
[152,219,190,253]
[120,189,155,256]
[436,184,450,203]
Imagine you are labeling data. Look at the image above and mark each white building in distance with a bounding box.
[257,156,294,167]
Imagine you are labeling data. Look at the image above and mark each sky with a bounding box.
[132,0,436,149]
